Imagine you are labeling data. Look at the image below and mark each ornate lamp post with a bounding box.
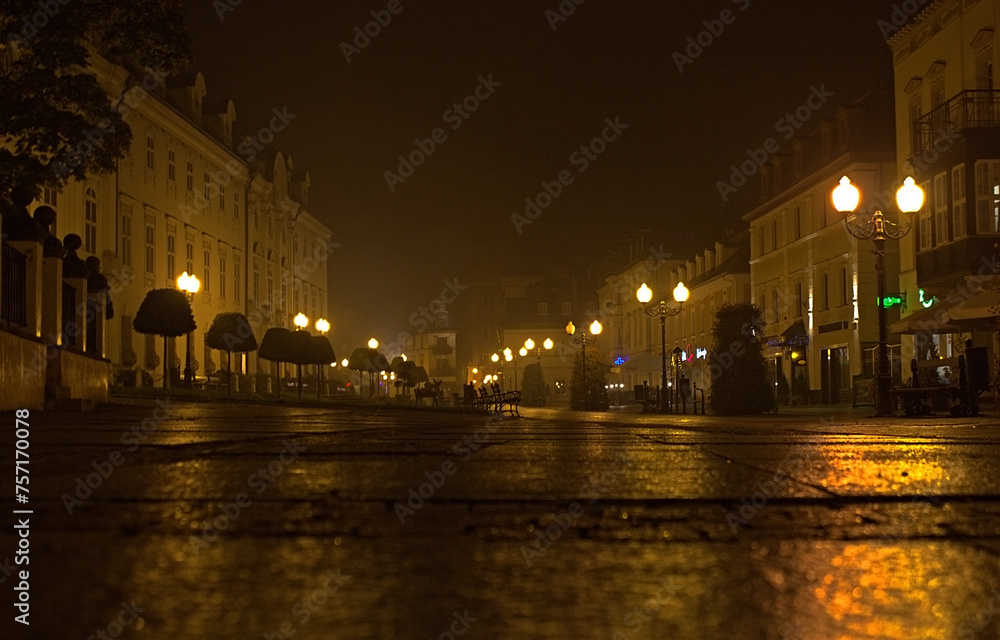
[832,175,925,417]
[177,271,200,388]
[315,318,330,400]
[566,319,603,409]
[524,337,554,406]
[637,281,689,412]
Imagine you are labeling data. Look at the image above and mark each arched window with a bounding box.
[85,188,98,254]
[253,258,260,303]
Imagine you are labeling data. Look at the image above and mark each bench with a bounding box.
[894,348,991,416]
[492,382,521,417]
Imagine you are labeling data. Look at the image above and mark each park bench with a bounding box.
[491,382,521,417]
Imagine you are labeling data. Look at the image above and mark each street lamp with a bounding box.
[177,271,200,388]
[832,175,924,417]
[315,318,329,400]
[566,319,602,409]
[637,281,689,413]
[524,337,554,406]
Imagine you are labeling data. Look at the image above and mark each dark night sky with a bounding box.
[183,0,902,350]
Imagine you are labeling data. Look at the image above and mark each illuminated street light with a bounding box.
[177,271,201,388]
[368,337,379,349]
[315,318,330,334]
[636,281,688,413]
[294,313,309,329]
[566,319,603,409]
[833,175,924,417]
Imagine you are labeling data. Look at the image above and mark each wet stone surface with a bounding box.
[5,399,1000,639]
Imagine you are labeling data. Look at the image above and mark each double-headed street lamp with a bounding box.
[524,337,554,405]
[637,281,689,413]
[832,175,925,417]
[566,319,602,409]
[177,271,200,388]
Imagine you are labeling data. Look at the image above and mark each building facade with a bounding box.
[889,0,1000,372]
[745,90,900,404]
[19,54,333,390]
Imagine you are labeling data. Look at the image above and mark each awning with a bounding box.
[945,289,1000,327]
[889,300,964,334]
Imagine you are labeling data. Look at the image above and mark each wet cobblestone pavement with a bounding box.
[5,399,1000,639]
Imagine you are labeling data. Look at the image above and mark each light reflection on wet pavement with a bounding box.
[7,400,1000,639]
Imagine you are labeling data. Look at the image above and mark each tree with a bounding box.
[521,363,547,407]
[204,312,257,396]
[258,327,293,397]
[307,335,336,399]
[132,288,195,390]
[348,347,389,398]
[708,303,776,415]
[570,344,608,410]
[0,1,191,202]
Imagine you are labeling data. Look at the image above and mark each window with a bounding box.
[166,229,176,281]
[908,94,923,155]
[976,161,1000,234]
[253,259,261,303]
[919,210,933,250]
[234,255,241,303]
[121,214,132,267]
[538,302,548,316]
[561,302,571,315]
[931,77,946,110]
[144,225,155,274]
[267,263,274,305]
[934,172,949,245]
[771,288,779,323]
[953,164,967,239]
[186,161,194,192]
[795,282,803,317]
[167,150,176,182]
[185,240,194,274]
[42,186,58,208]
[84,188,98,254]
[219,255,227,299]
[219,182,226,211]
[234,191,240,218]
[203,248,211,293]
[203,173,211,201]
[145,136,155,170]
[839,267,848,307]
[977,47,994,90]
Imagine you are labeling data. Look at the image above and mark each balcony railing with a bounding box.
[913,90,1000,155]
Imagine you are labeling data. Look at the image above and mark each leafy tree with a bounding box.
[348,347,389,398]
[708,303,775,415]
[0,0,191,200]
[521,363,547,407]
[204,312,257,396]
[258,327,293,397]
[570,344,608,410]
[132,288,195,390]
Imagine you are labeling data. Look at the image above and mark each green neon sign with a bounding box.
[881,295,904,308]
[919,289,936,308]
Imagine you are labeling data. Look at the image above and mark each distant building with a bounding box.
[744,89,898,404]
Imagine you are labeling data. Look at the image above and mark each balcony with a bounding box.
[912,90,1000,156]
